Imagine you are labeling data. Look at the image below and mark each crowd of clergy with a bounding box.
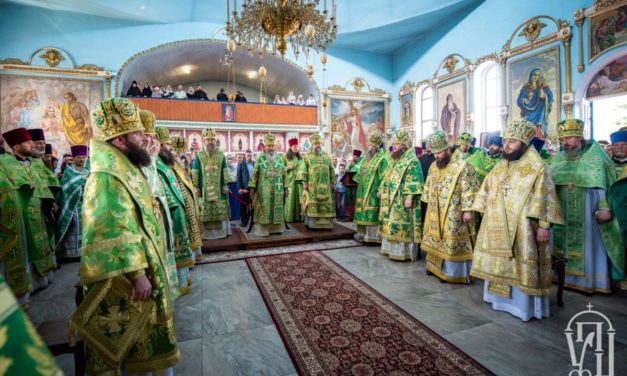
[0,96,626,375]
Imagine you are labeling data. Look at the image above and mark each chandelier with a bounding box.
[226,0,337,60]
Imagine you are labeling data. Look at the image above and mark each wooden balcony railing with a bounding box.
[128,98,318,126]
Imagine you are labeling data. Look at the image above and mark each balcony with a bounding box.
[128,98,319,126]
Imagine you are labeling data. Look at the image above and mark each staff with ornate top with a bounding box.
[551,118,625,294]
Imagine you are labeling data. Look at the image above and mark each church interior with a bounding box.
[1,0,626,375]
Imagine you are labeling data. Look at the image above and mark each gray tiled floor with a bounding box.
[30,245,627,376]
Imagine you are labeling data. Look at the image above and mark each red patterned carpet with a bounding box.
[247,251,494,376]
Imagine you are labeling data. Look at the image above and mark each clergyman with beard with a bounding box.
[421,130,479,283]
[248,133,288,237]
[550,119,624,294]
[378,129,424,261]
[0,127,40,305]
[298,133,336,229]
[610,129,627,177]
[283,138,305,222]
[470,119,563,321]
[155,125,195,296]
[353,132,388,243]
[79,98,179,375]
[25,128,59,292]
[191,128,234,239]
[138,110,180,302]
[167,135,204,262]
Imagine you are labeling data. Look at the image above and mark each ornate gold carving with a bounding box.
[75,63,106,71]
[443,56,459,73]
[594,0,625,10]
[518,19,547,42]
[39,49,65,67]
[0,58,27,65]
[476,53,500,66]
[352,78,365,92]
[400,80,414,92]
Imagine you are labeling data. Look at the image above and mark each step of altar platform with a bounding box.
[201,222,355,252]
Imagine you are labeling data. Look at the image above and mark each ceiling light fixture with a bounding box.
[225,0,337,60]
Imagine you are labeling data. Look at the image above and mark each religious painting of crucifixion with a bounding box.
[324,77,391,159]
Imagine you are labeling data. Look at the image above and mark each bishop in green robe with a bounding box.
[249,134,288,237]
[172,136,204,261]
[56,145,89,259]
[283,138,305,223]
[192,128,234,239]
[298,134,336,229]
[354,132,388,243]
[551,119,625,294]
[139,111,179,302]
[157,126,195,295]
[379,129,424,261]
[80,98,178,375]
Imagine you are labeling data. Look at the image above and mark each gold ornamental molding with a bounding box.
[433,53,473,82]
[0,47,112,98]
[499,15,573,117]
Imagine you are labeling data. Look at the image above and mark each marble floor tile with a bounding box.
[33,242,627,376]
[202,324,296,376]
[174,339,203,376]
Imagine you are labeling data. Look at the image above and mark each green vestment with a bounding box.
[298,151,336,228]
[29,158,59,250]
[248,152,288,235]
[610,168,627,247]
[56,163,89,257]
[171,162,203,252]
[0,159,31,300]
[192,150,233,233]
[283,155,305,222]
[466,148,500,183]
[142,159,180,302]
[354,149,388,226]
[551,140,625,282]
[156,158,193,269]
[0,275,62,375]
[0,155,56,280]
[80,140,179,374]
[378,148,424,243]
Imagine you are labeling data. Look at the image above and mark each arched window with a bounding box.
[419,86,434,142]
[474,61,502,137]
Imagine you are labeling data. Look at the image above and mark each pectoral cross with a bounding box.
[567,182,573,191]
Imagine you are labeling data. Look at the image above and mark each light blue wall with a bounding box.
[390,0,627,127]
[0,3,394,98]
[3,1,626,130]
